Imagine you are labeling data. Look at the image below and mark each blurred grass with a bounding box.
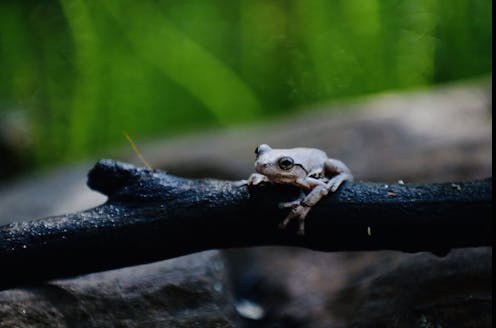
[0,0,492,173]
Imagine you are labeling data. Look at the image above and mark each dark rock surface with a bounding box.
[346,247,492,327]
[225,247,492,328]
[0,251,239,328]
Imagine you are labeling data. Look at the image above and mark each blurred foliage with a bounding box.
[0,0,492,172]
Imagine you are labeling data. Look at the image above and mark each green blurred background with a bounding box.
[0,0,492,178]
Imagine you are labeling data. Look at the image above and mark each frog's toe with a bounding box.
[328,178,343,192]
[247,173,267,186]
[278,217,292,229]
[234,179,248,187]
[278,200,300,209]
[328,173,353,192]
[279,205,312,234]
[279,207,299,228]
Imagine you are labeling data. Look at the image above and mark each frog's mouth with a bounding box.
[255,161,309,181]
[294,164,309,175]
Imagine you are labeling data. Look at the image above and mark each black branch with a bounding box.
[0,159,491,290]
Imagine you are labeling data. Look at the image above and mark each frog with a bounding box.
[245,144,353,235]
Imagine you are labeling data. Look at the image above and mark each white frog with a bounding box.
[245,144,353,235]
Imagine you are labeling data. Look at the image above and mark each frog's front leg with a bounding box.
[278,191,306,209]
[277,176,325,209]
[295,185,332,235]
[279,204,312,234]
[279,178,327,235]
[235,173,269,187]
[279,166,352,235]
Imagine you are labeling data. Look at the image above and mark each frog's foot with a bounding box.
[279,204,311,235]
[278,192,306,209]
[327,172,353,192]
[233,179,248,187]
[278,199,300,209]
[246,173,270,186]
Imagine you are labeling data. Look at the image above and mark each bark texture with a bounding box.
[0,159,491,290]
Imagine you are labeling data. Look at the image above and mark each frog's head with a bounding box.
[254,144,272,157]
[253,144,306,183]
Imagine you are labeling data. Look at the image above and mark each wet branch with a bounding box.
[0,159,491,290]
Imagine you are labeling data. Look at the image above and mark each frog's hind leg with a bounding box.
[326,172,353,192]
[324,159,353,192]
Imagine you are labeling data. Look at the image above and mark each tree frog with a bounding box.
[245,144,353,235]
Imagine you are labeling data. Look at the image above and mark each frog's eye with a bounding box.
[278,156,294,170]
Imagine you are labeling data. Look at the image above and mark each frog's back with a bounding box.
[277,147,328,166]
